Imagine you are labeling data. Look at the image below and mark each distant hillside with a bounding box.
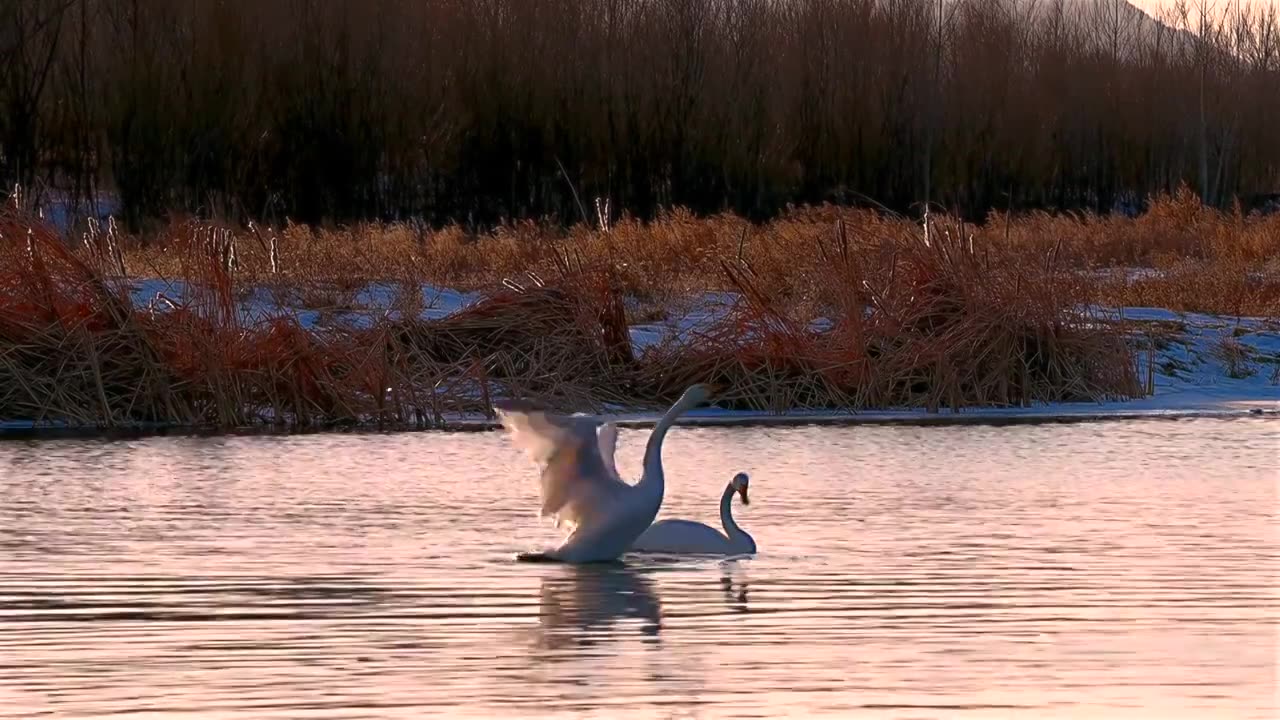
[939,0,1203,49]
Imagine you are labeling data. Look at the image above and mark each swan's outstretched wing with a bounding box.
[494,400,632,531]
[596,422,624,484]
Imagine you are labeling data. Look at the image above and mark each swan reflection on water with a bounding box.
[532,558,756,654]
[534,564,662,651]
[720,570,750,612]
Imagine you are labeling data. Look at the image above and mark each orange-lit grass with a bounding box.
[637,214,1141,412]
[118,187,1280,319]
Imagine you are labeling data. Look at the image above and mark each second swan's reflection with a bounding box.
[720,572,750,612]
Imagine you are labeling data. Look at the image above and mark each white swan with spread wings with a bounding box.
[495,384,712,563]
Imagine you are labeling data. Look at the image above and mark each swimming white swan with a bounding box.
[495,384,713,563]
[629,472,757,556]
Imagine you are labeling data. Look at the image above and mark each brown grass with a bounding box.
[121,186,1280,318]
[0,196,1163,430]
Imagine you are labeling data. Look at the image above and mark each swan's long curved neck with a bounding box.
[719,483,744,540]
[637,392,698,493]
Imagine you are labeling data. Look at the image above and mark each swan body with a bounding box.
[496,384,712,564]
[630,472,756,556]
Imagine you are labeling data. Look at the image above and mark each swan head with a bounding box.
[678,383,715,407]
[732,472,750,505]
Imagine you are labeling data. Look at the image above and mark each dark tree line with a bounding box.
[2,0,1278,230]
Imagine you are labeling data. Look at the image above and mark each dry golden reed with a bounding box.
[122,186,1280,319]
[1,195,1198,430]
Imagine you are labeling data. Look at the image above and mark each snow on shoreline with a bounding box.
[121,278,483,328]
[2,400,1274,436]
[2,279,1276,435]
[1119,306,1279,410]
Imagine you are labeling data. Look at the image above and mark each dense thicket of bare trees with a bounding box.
[2,0,1277,228]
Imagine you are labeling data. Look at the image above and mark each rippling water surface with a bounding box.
[1,417,1277,719]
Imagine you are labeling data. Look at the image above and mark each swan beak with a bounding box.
[737,486,750,505]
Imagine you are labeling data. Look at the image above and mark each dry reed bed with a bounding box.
[1,205,1147,430]
[122,188,1280,318]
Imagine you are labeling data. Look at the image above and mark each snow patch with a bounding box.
[629,291,740,352]
[119,278,480,330]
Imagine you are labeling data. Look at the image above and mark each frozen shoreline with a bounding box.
[3,370,1275,439]
[1,401,1275,441]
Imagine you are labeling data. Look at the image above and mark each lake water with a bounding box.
[0,417,1276,719]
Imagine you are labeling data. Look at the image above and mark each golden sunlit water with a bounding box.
[1,417,1277,719]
